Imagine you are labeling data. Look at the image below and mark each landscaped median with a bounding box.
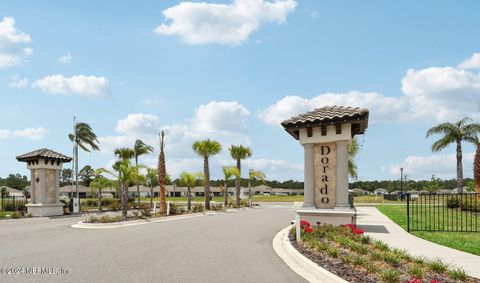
[275,221,479,283]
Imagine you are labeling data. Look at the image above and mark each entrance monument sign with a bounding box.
[16,148,72,216]
[281,106,369,225]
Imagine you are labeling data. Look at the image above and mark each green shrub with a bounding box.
[27,213,33,218]
[448,267,467,281]
[139,203,151,217]
[210,203,223,211]
[11,211,21,219]
[169,203,185,215]
[408,264,424,279]
[429,259,449,274]
[380,269,400,283]
[461,200,480,212]
[86,215,123,223]
[373,240,389,251]
[108,201,120,211]
[192,203,204,213]
[352,255,368,269]
[326,247,339,258]
[446,198,460,209]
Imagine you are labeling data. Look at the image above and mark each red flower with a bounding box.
[430,281,442,283]
[304,227,314,233]
[300,220,311,228]
[405,279,421,283]
[352,228,364,235]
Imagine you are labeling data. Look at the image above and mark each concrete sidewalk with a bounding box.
[356,206,480,279]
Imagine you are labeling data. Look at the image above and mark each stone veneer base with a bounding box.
[296,207,356,226]
[26,203,64,217]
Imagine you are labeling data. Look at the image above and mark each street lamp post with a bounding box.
[400,167,404,201]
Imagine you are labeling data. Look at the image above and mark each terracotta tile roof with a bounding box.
[16,148,72,162]
[281,105,369,140]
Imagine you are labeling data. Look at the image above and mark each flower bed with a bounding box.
[290,221,479,283]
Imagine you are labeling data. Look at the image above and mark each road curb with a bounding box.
[272,225,348,283]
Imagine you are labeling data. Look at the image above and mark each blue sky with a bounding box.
[1,0,480,181]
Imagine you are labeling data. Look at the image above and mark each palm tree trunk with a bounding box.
[136,156,140,208]
[223,181,228,207]
[150,185,153,209]
[187,186,192,211]
[204,156,210,210]
[248,180,252,204]
[456,139,464,193]
[474,144,480,194]
[235,159,241,206]
[98,188,102,211]
[121,182,128,220]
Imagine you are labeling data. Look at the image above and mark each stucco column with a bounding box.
[30,169,36,204]
[54,169,60,203]
[303,143,315,208]
[39,168,46,204]
[336,140,349,207]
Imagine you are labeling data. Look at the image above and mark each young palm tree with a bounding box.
[229,145,252,206]
[179,172,201,211]
[427,118,480,192]
[158,131,167,215]
[348,137,360,180]
[114,147,134,161]
[68,121,100,198]
[222,166,240,207]
[90,170,115,211]
[134,139,154,207]
[145,168,158,209]
[193,139,222,210]
[248,169,265,203]
[104,160,144,220]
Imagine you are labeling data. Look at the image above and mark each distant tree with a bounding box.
[4,174,28,191]
[0,186,9,197]
[79,165,95,187]
[193,139,222,210]
[134,139,154,207]
[424,175,442,192]
[90,171,116,211]
[60,168,73,186]
[229,145,252,206]
[427,118,480,192]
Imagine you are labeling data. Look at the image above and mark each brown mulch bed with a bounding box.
[289,232,480,283]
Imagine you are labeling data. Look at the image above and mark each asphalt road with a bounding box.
[0,204,306,283]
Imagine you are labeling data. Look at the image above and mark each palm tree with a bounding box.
[105,160,144,220]
[427,118,480,192]
[158,131,167,215]
[179,172,201,211]
[145,168,158,209]
[248,169,265,204]
[348,137,360,180]
[134,139,154,207]
[113,147,134,198]
[222,167,240,207]
[68,121,100,199]
[474,137,480,194]
[193,139,222,210]
[229,145,252,206]
[90,169,115,211]
[79,165,95,187]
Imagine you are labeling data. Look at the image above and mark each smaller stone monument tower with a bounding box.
[281,106,369,225]
[16,148,72,216]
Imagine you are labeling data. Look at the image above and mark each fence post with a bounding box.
[407,193,410,233]
[13,195,16,211]
[295,214,301,243]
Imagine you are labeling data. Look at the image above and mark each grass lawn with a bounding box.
[354,195,401,204]
[0,211,13,219]
[377,205,480,256]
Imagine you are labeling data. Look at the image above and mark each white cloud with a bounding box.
[32,74,109,96]
[8,74,28,89]
[260,52,480,126]
[115,113,160,135]
[389,152,474,181]
[458,53,480,69]
[154,0,297,45]
[259,92,408,125]
[193,101,250,135]
[0,127,47,141]
[58,52,72,64]
[0,17,33,68]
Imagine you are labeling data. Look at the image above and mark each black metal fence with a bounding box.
[0,195,27,212]
[407,193,479,232]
